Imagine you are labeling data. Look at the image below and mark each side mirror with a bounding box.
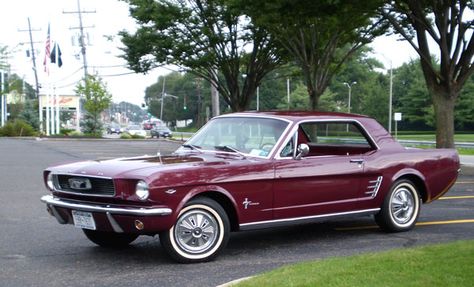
[295,143,309,160]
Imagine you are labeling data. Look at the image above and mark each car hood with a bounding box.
[47,152,247,180]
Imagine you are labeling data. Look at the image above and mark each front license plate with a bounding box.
[72,210,96,230]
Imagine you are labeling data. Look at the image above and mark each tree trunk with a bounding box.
[309,92,319,111]
[432,91,456,148]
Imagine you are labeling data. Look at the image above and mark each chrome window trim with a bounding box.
[239,208,381,229]
[182,115,293,160]
[51,173,117,197]
[274,119,380,160]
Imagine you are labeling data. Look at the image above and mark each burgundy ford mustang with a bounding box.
[41,112,459,263]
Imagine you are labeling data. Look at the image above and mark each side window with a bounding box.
[299,122,375,156]
[280,136,295,158]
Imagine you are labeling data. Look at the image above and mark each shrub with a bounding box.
[60,128,76,136]
[0,120,37,137]
[131,134,145,139]
[120,132,132,139]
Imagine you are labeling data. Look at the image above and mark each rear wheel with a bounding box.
[160,197,230,263]
[375,179,421,232]
[83,229,138,248]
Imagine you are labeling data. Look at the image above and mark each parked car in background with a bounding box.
[41,111,459,263]
[151,126,173,138]
[106,123,122,134]
[126,125,147,137]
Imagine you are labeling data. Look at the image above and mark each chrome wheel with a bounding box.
[175,209,218,254]
[375,179,420,232]
[160,197,230,263]
[390,187,415,225]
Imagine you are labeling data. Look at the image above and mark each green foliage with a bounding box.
[236,240,474,287]
[120,132,132,139]
[382,1,474,148]
[119,132,144,139]
[120,0,282,111]
[240,0,387,110]
[75,74,112,135]
[60,128,76,136]
[0,120,37,137]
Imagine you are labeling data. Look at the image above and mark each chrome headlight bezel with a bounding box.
[46,173,54,190]
[135,180,149,201]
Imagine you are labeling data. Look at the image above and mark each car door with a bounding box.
[272,120,376,220]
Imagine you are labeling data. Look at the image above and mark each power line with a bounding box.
[17,18,42,99]
[63,0,95,80]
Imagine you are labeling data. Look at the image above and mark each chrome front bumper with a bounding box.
[41,195,173,233]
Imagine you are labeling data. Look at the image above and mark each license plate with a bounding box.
[72,210,96,230]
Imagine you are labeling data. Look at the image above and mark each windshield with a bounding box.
[185,116,289,157]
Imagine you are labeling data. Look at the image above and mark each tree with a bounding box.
[241,0,386,110]
[381,0,474,148]
[120,0,282,112]
[75,75,112,135]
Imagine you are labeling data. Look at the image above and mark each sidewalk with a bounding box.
[460,155,474,166]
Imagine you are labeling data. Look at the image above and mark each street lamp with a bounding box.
[343,81,357,113]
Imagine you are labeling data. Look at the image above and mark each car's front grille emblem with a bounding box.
[68,178,92,190]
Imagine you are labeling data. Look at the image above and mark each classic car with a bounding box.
[41,112,459,263]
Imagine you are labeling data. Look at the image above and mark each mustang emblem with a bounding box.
[68,178,92,190]
[242,198,260,209]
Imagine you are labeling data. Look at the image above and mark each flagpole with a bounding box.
[46,91,50,135]
[55,86,60,133]
[39,94,43,133]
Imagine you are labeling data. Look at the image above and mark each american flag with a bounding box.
[43,24,51,74]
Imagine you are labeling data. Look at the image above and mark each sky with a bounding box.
[0,0,419,106]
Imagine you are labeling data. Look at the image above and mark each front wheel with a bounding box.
[375,179,421,232]
[83,229,138,248]
[160,197,230,263]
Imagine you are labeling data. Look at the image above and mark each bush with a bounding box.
[120,132,145,139]
[120,132,132,139]
[0,120,37,137]
[131,134,145,139]
[60,128,76,136]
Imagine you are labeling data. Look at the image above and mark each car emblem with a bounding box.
[242,198,260,209]
[68,178,92,190]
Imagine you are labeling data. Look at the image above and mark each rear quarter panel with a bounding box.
[360,147,459,210]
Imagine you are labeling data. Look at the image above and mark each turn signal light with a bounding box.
[135,220,145,230]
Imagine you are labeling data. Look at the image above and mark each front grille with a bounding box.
[53,174,115,196]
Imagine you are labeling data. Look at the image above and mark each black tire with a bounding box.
[83,229,138,248]
[375,179,421,232]
[160,197,230,263]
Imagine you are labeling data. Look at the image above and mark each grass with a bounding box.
[396,134,474,142]
[404,144,474,156]
[235,240,474,287]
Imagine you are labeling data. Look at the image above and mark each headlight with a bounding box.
[135,180,149,201]
[46,173,54,190]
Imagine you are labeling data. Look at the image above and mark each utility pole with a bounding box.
[210,69,220,117]
[195,78,203,128]
[18,18,42,131]
[18,18,41,99]
[64,0,95,131]
[64,0,95,80]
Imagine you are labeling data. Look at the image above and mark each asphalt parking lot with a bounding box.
[0,138,473,287]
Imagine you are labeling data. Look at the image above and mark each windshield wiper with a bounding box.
[182,144,202,152]
[214,145,246,158]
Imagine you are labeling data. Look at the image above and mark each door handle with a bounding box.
[350,159,364,164]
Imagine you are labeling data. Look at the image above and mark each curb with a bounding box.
[216,276,253,287]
